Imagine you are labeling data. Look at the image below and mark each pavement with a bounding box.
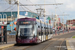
[66,38,75,50]
[0,41,16,50]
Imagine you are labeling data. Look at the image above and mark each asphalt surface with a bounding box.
[4,31,75,50]
[53,30,68,34]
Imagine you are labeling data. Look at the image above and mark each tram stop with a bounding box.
[0,25,7,44]
[0,14,7,44]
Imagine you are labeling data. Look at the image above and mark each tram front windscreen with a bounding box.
[16,21,35,39]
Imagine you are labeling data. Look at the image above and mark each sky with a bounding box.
[0,0,75,24]
[30,0,75,23]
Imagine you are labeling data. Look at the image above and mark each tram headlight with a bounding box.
[29,37,33,39]
[30,40,32,43]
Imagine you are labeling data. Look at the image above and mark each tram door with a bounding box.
[46,24,48,40]
[0,26,3,42]
[0,25,7,43]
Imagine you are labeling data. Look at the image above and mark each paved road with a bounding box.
[4,31,75,50]
[53,30,72,35]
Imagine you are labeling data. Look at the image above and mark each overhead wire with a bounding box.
[20,5,27,11]
[29,0,38,8]
[19,2,36,13]
[11,5,16,10]
[0,0,38,17]
[54,0,63,13]
[19,2,38,17]
[1,4,15,12]
[0,0,8,5]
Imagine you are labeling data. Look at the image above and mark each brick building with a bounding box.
[66,19,75,25]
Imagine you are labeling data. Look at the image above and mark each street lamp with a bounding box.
[55,7,58,33]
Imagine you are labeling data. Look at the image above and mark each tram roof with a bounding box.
[17,17,36,21]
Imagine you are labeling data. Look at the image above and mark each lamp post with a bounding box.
[62,18,64,34]
[55,7,58,35]
[17,0,19,18]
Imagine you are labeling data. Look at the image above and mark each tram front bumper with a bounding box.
[17,38,37,44]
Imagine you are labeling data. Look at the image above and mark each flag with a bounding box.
[47,16,51,24]
[49,20,51,24]
[59,18,60,23]
[47,16,51,20]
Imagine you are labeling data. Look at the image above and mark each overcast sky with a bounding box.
[0,0,75,23]
[29,0,75,23]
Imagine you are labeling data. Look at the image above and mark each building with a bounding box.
[66,19,75,24]
[66,19,75,29]
[0,11,38,22]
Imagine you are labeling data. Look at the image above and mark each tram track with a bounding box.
[42,38,66,50]
[42,31,73,50]
[22,38,56,50]
[58,38,66,50]
[42,38,58,50]
[4,38,59,50]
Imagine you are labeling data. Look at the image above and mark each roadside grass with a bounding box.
[72,36,75,38]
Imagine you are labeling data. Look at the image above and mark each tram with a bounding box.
[16,17,53,44]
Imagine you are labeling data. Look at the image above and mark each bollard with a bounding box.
[68,29,69,33]
[55,30,57,35]
[63,30,64,34]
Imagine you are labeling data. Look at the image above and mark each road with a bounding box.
[53,30,68,34]
[4,31,75,50]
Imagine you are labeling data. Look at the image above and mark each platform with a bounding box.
[66,38,75,50]
[0,41,16,50]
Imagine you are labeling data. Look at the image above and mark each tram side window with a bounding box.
[50,29,53,34]
[41,26,43,28]
[38,26,40,28]
[41,32,43,35]
[39,32,41,36]
[46,33,48,35]
[45,27,46,29]
[46,27,48,29]
[45,33,46,35]
[48,32,49,34]
[50,32,52,34]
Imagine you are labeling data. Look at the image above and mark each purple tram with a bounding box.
[16,17,53,44]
